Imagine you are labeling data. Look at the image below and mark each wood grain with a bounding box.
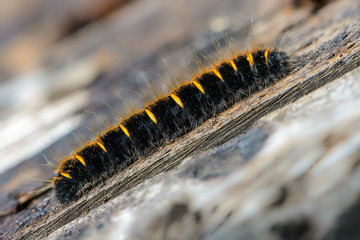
[1,0,359,239]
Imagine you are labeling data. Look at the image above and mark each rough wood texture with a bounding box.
[1,0,360,239]
[85,66,360,240]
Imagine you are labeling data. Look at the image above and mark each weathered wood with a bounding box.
[1,0,360,239]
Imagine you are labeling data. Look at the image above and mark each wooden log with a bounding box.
[1,0,360,239]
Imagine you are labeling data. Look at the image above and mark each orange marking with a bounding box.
[264,50,269,65]
[213,69,224,82]
[120,124,131,138]
[170,93,184,108]
[60,172,72,179]
[74,154,86,166]
[96,141,107,153]
[145,108,158,124]
[230,60,237,71]
[192,80,205,94]
[246,53,254,67]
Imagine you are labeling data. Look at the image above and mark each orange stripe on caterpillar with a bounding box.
[145,108,158,124]
[246,53,254,67]
[264,50,269,65]
[96,141,107,152]
[120,124,131,138]
[192,80,205,94]
[74,154,86,166]
[60,172,72,179]
[213,69,224,82]
[229,60,237,71]
[170,93,184,108]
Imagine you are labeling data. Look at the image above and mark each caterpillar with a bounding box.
[53,48,293,204]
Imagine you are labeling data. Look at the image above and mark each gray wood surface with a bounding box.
[1,0,359,239]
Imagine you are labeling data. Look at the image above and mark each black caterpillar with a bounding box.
[54,49,293,204]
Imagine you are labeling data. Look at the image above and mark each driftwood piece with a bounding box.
[1,0,360,239]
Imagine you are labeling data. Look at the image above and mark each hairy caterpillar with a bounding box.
[54,49,293,204]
